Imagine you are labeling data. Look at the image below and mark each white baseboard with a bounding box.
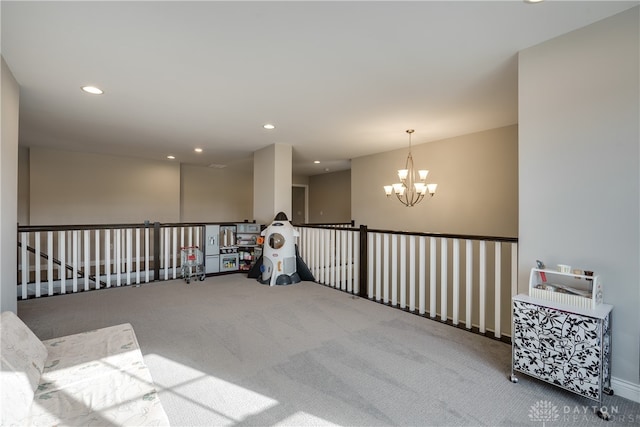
[611,376,640,403]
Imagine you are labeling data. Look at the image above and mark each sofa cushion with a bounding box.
[28,323,170,426]
[1,311,48,426]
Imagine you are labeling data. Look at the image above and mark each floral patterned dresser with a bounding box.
[511,294,613,405]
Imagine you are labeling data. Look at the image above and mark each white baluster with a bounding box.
[95,230,101,289]
[47,231,54,296]
[391,234,398,306]
[21,233,29,299]
[314,228,320,281]
[419,236,426,315]
[58,231,65,295]
[353,230,360,295]
[400,234,407,309]
[325,229,331,284]
[429,237,437,318]
[367,232,374,298]
[34,231,41,297]
[333,229,340,288]
[330,229,336,288]
[127,228,133,285]
[84,230,90,291]
[144,227,150,283]
[346,231,353,293]
[172,227,178,280]
[383,234,390,304]
[105,230,111,287]
[135,228,141,284]
[440,238,448,322]
[409,235,416,312]
[72,230,78,293]
[339,230,345,288]
[115,229,121,286]
[452,239,460,325]
[164,227,170,280]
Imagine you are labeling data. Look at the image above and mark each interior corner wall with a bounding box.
[180,163,253,223]
[518,7,639,392]
[351,125,518,237]
[309,170,351,223]
[1,57,20,313]
[29,147,181,225]
[18,146,30,225]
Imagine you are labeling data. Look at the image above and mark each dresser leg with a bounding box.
[596,407,611,421]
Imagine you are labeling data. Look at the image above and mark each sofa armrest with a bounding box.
[1,311,48,426]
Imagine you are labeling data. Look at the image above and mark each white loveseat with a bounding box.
[0,311,170,426]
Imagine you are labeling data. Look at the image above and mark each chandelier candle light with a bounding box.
[383,129,437,207]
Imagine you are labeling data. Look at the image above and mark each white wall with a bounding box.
[519,7,639,393]
[29,147,180,225]
[352,125,518,237]
[1,57,20,312]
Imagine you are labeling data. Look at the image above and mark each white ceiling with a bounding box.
[2,1,637,176]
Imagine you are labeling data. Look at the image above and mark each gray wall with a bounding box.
[352,125,518,236]
[1,57,19,312]
[519,7,639,389]
[309,170,351,224]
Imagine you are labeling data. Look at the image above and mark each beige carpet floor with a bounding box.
[17,275,640,426]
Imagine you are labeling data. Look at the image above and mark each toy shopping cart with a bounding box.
[180,246,205,284]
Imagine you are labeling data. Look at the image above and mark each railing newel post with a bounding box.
[358,224,368,298]
[153,222,161,282]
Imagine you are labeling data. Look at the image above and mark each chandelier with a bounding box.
[383,129,437,207]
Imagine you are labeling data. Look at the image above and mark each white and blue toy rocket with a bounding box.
[249,212,314,286]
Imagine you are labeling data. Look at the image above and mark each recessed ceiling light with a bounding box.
[81,86,104,95]
[167,155,175,160]
[194,148,203,153]
[263,124,275,130]
[314,160,321,164]
[524,0,544,3]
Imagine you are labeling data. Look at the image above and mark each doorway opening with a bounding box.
[292,185,308,224]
